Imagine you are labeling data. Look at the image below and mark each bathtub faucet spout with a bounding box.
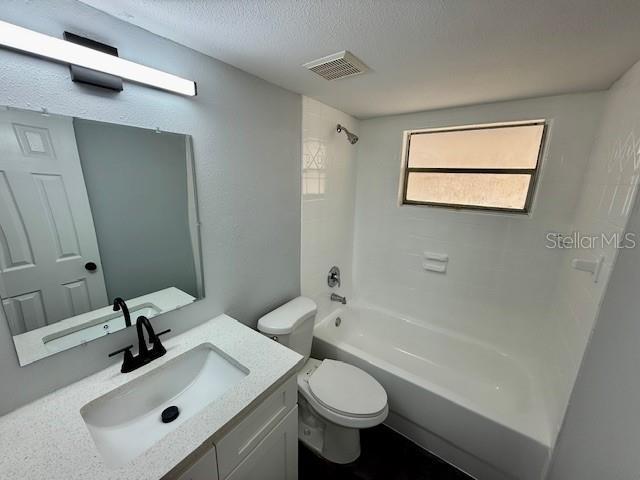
[330,293,347,305]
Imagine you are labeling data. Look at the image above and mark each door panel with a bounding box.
[13,123,56,158]
[2,291,47,333]
[33,173,82,260]
[62,279,91,316]
[0,172,34,271]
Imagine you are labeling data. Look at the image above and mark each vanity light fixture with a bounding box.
[0,20,197,96]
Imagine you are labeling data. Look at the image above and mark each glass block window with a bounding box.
[303,139,326,198]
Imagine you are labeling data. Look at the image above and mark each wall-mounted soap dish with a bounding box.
[423,251,448,273]
[571,255,604,283]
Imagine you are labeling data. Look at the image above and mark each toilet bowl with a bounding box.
[297,358,388,463]
[257,296,388,464]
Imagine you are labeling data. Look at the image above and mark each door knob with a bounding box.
[85,262,97,272]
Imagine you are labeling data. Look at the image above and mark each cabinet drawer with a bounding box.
[176,446,218,480]
[216,376,296,479]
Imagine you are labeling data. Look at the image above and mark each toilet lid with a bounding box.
[308,360,387,417]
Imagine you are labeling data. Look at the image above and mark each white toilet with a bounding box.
[257,296,388,464]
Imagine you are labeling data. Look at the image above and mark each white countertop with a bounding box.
[0,315,303,480]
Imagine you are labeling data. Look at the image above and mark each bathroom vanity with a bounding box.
[0,315,303,480]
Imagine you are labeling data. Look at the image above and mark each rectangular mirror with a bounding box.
[0,106,203,366]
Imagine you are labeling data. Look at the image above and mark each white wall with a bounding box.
[0,0,301,415]
[301,97,358,317]
[544,59,640,441]
[352,93,605,436]
[547,59,640,479]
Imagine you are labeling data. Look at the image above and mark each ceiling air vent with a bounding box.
[303,50,369,80]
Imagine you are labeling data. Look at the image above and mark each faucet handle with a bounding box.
[108,345,137,373]
[150,329,171,357]
[328,266,341,288]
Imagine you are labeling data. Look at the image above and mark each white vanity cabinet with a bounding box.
[176,376,298,480]
[225,407,297,480]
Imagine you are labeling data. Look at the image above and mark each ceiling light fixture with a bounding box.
[0,20,196,96]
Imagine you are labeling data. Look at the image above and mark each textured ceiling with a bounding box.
[78,0,640,119]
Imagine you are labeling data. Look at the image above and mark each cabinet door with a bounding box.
[176,446,219,480]
[225,406,298,480]
[216,377,297,478]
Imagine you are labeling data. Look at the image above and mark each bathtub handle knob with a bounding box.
[328,266,341,288]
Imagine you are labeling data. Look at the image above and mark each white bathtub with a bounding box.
[312,302,551,480]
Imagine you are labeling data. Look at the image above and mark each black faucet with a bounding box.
[108,316,171,373]
[112,297,131,327]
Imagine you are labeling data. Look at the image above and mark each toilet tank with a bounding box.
[257,297,317,361]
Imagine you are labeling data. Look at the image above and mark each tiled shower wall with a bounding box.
[301,97,359,317]
[546,58,640,439]
[352,93,604,367]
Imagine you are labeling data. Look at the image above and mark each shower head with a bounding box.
[337,124,359,144]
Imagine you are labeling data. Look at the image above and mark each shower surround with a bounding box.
[301,61,640,477]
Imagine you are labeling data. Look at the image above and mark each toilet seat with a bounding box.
[298,358,388,428]
[309,359,387,418]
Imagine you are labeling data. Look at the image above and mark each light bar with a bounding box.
[0,20,196,96]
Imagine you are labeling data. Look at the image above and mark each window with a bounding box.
[401,121,546,213]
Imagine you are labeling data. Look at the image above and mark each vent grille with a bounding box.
[303,51,369,81]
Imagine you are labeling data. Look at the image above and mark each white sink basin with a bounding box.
[81,343,249,467]
[43,304,162,352]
